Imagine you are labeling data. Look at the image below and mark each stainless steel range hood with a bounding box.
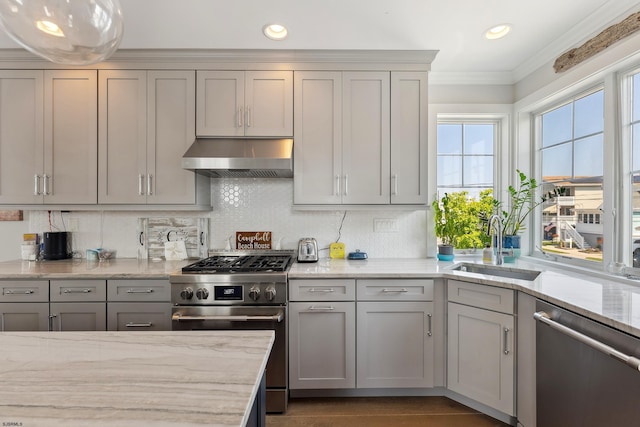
[182,138,293,178]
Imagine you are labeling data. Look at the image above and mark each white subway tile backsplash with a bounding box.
[27,179,428,259]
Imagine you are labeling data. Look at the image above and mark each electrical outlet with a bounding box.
[373,218,399,233]
[68,218,79,232]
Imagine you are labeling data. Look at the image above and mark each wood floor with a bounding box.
[267,396,510,427]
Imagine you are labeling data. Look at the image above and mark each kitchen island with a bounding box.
[0,330,274,427]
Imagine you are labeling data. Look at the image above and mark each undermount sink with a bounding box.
[450,262,541,281]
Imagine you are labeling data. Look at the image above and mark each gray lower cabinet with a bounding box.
[107,279,171,331]
[447,280,515,416]
[49,280,107,331]
[0,280,49,331]
[288,279,356,389]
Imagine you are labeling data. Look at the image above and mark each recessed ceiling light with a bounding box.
[484,24,511,40]
[263,24,288,41]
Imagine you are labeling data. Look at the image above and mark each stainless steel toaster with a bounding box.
[297,238,318,262]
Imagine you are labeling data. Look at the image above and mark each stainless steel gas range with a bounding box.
[169,251,295,413]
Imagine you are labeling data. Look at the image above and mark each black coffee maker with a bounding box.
[42,232,72,260]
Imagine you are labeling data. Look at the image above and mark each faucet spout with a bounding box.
[487,214,503,265]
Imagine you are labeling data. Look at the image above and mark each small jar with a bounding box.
[482,244,493,264]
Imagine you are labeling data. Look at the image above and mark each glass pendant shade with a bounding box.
[0,0,124,65]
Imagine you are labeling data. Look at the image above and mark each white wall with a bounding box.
[0,178,428,262]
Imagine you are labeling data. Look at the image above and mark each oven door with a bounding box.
[172,305,287,405]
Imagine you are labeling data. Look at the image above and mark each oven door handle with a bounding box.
[172,311,284,323]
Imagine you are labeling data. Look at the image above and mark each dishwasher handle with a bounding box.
[534,311,640,372]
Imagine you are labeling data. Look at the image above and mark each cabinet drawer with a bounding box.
[289,279,355,301]
[0,280,48,302]
[447,279,514,314]
[357,279,434,301]
[50,280,106,302]
[107,302,171,331]
[107,280,170,302]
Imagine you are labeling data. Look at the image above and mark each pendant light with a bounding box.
[0,0,124,65]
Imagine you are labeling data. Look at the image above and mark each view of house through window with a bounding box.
[435,122,495,249]
[539,89,604,263]
[629,71,640,267]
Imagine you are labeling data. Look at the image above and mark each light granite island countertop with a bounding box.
[0,330,274,427]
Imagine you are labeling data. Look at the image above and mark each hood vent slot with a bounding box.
[182,138,293,178]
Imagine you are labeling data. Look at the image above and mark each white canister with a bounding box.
[21,243,37,261]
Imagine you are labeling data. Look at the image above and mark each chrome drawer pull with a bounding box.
[308,288,335,293]
[427,313,433,337]
[382,288,408,293]
[126,288,154,294]
[125,322,153,328]
[534,311,640,371]
[308,306,335,311]
[5,289,35,295]
[63,288,92,294]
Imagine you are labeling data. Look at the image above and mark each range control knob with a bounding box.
[180,287,194,300]
[248,286,261,301]
[265,285,277,302]
[195,288,210,300]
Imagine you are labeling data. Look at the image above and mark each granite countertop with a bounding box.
[290,257,640,339]
[0,258,193,279]
[0,330,274,426]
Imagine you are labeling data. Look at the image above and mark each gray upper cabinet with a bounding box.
[196,70,293,137]
[98,70,206,206]
[0,70,97,205]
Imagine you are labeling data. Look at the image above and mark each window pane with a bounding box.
[633,73,640,122]
[437,124,462,154]
[542,143,572,180]
[437,155,462,187]
[464,124,493,155]
[574,91,604,138]
[542,103,572,147]
[463,156,493,186]
[574,134,603,177]
[633,123,640,171]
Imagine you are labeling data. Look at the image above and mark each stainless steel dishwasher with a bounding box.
[535,300,640,427]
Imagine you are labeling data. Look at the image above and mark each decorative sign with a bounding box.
[236,231,272,250]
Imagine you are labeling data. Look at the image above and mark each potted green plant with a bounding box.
[493,170,561,261]
[432,193,457,260]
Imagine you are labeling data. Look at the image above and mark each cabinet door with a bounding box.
[447,302,515,415]
[107,302,171,331]
[245,71,293,136]
[390,72,427,204]
[0,303,49,331]
[50,302,107,331]
[289,301,355,389]
[0,70,44,204]
[342,72,390,204]
[44,70,98,204]
[357,301,434,388]
[196,70,244,136]
[147,71,196,204]
[98,70,147,204]
[293,71,342,204]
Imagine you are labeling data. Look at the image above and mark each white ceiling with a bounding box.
[0,0,639,83]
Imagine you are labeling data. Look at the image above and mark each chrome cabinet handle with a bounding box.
[427,313,433,337]
[344,174,348,196]
[49,314,58,331]
[308,306,335,311]
[238,107,243,127]
[126,288,154,294]
[138,174,144,195]
[43,174,50,195]
[4,289,35,295]
[503,327,510,354]
[125,322,153,328]
[63,288,92,294]
[308,288,335,293]
[534,311,640,371]
[147,174,153,195]
[246,106,251,127]
[382,288,408,293]
[335,175,340,196]
[392,174,398,195]
[34,174,40,196]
